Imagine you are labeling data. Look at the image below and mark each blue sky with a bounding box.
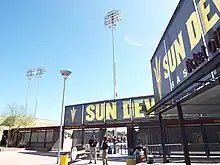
[0,0,179,121]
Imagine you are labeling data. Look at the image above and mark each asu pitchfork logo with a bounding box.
[71,107,77,122]
[153,56,162,100]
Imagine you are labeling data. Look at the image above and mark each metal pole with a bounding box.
[177,102,191,165]
[112,26,117,100]
[159,114,168,163]
[34,77,40,118]
[57,77,67,164]
[112,25,117,154]
[25,78,31,111]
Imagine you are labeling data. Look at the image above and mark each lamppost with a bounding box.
[57,69,72,164]
[104,10,123,100]
[34,67,46,118]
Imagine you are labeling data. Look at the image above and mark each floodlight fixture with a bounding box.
[35,67,46,77]
[104,10,123,28]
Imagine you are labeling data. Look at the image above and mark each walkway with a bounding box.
[0,148,220,165]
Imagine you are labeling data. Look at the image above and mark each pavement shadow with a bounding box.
[107,157,127,162]
[68,163,88,165]
[18,151,58,157]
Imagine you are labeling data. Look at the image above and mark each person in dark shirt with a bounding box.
[88,135,98,164]
[100,137,108,165]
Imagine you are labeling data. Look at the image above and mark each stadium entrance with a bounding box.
[62,95,156,159]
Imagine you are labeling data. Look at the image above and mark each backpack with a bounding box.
[102,141,108,150]
[90,139,97,147]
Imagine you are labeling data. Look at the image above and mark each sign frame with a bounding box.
[150,0,220,114]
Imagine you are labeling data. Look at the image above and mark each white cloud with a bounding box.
[124,36,145,48]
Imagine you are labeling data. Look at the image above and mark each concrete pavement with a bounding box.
[69,159,220,165]
[0,148,56,165]
[1,149,220,165]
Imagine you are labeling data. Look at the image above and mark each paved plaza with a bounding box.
[1,148,220,165]
[0,148,56,165]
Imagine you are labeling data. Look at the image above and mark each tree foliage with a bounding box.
[1,103,36,146]
[1,103,35,129]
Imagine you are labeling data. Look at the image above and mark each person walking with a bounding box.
[100,137,109,165]
[88,135,98,164]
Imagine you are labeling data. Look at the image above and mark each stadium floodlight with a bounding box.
[34,67,46,118]
[35,67,46,77]
[104,10,123,100]
[25,68,36,112]
[25,67,46,118]
[104,10,123,28]
[105,10,123,154]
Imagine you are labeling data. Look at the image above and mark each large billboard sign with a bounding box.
[151,0,220,103]
[64,96,155,126]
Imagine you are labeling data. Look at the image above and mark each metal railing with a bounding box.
[147,143,220,157]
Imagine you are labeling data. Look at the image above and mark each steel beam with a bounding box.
[177,102,191,165]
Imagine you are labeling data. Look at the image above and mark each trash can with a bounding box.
[126,156,136,165]
[60,153,68,165]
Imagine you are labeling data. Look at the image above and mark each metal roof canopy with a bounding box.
[151,75,220,116]
[147,66,220,165]
[164,80,220,115]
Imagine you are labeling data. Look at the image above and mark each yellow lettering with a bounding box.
[85,104,95,121]
[167,45,176,72]
[122,100,131,119]
[163,54,169,79]
[106,102,117,120]
[95,104,104,120]
[213,0,220,12]
[174,31,186,65]
[144,98,155,117]
[133,99,145,118]
[186,11,202,50]
[198,0,219,34]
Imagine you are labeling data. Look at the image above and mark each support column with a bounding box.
[81,128,84,145]
[159,114,168,163]
[113,129,117,154]
[127,127,135,155]
[29,131,32,147]
[201,124,210,158]
[177,102,191,165]
[44,130,47,148]
[61,129,65,149]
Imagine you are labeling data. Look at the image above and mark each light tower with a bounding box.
[25,67,46,117]
[34,67,46,118]
[104,10,123,100]
[25,69,35,111]
[104,10,123,154]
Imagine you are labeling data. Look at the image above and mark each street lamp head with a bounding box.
[60,70,72,79]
